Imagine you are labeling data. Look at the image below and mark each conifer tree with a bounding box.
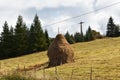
[106,17,119,37]
[74,32,81,42]
[85,26,94,41]
[114,25,119,37]
[0,37,2,58]
[1,21,11,58]
[65,31,75,44]
[45,29,50,48]
[70,34,75,43]
[29,14,46,52]
[14,15,28,55]
[9,26,15,57]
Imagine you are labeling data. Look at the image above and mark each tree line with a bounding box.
[64,26,102,44]
[0,14,50,59]
[0,15,119,59]
[65,16,120,44]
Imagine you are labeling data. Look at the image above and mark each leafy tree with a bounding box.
[65,31,75,44]
[91,30,103,39]
[85,26,94,41]
[29,14,46,52]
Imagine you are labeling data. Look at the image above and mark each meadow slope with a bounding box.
[0,37,120,80]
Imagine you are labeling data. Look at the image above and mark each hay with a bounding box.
[47,34,74,67]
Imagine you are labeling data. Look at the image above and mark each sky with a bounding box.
[0,0,120,37]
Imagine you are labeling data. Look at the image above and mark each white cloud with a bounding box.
[43,15,73,37]
[0,0,120,37]
[0,0,89,10]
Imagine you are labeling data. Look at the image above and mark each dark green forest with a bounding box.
[0,15,119,59]
[0,14,50,59]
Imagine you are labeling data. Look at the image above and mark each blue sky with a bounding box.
[0,0,120,37]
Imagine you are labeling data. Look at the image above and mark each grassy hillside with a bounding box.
[0,37,120,80]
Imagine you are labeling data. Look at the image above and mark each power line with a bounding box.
[43,1,120,27]
[0,1,120,37]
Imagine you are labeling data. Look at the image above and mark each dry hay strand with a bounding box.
[47,34,74,67]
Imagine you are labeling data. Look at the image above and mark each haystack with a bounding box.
[47,34,74,67]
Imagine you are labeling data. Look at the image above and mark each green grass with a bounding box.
[0,37,120,80]
[0,73,33,80]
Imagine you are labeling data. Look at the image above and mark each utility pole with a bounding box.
[79,21,84,42]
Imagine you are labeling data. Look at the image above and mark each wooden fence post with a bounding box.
[18,64,19,69]
[16,64,20,70]
[24,66,26,75]
[43,68,45,79]
[90,67,93,80]
[70,69,74,80]
[55,66,60,80]
[34,67,36,73]
[34,67,36,78]
[0,62,1,69]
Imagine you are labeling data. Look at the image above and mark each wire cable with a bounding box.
[0,1,120,36]
[43,1,120,27]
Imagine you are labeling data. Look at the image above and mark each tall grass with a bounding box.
[0,37,120,80]
[0,74,33,80]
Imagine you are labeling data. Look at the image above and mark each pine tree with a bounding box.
[70,34,75,43]
[85,26,94,41]
[114,25,119,37]
[1,21,10,42]
[106,17,119,37]
[1,21,11,58]
[9,26,15,57]
[45,29,50,48]
[74,32,81,42]
[14,15,28,56]
[65,31,75,44]
[29,24,36,52]
[29,14,46,52]
[116,25,120,36]
[0,37,2,58]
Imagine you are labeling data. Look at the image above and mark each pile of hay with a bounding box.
[47,34,74,67]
